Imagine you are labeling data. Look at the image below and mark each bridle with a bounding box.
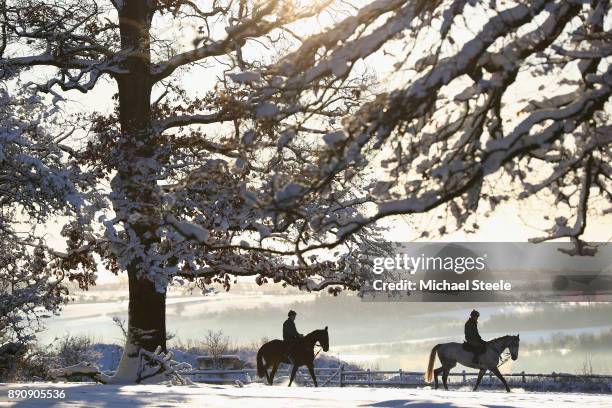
[306,332,326,358]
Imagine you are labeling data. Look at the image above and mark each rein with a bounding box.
[489,337,512,367]
[304,330,326,359]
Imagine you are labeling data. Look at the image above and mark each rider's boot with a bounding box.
[287,348,295,365]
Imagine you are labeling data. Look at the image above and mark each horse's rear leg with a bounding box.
[473,369,486,391]
[442,362,455,390]
[288,365,298,387]
[433,367,443,389]
[264,368,271,385]
[442,368,449,390]
[268,363,279,385]
[260,358,271,385]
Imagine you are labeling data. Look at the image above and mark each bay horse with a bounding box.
[425,334,520,392]
[256,327,329,387]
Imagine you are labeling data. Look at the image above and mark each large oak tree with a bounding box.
[1,0,382,382]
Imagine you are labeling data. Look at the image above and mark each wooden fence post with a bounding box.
[367,368,371,386]
[340,365,344,388]
[462,370,466,384]
[521,371,525,383]
[398,369,403,386]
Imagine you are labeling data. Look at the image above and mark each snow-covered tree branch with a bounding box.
[0,80,86,348]
[258,0,611,252]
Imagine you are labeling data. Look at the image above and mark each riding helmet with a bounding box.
[288,310,297,317]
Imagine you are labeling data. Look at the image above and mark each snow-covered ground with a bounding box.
[1,383,611,407]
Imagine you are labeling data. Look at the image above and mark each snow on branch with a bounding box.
[47,348,193,385]
[155,112,230,131]
[48,362,111,384]
[137,346,192,385]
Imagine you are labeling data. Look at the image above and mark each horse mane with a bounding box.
[487,334,513,344]
[305,328,326,338]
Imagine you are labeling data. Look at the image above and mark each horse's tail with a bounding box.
[425,344,440,383]
[256,346,266,378]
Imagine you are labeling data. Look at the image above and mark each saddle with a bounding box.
[462,342,486,353]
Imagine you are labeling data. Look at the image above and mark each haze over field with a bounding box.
[40,280,612,375]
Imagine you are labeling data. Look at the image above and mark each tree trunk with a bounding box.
[111,1,166,383]
[112,273,167,383]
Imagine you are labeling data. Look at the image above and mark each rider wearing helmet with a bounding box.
[465,310,487,364]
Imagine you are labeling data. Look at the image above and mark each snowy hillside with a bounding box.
[1,383,611,407]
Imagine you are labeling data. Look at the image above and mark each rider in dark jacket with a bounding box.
[465,310,487,364]
[283,311,301,341]
[283,310,302,363]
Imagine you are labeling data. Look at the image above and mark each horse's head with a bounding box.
[318,326,329,352]
[509,334,520,361]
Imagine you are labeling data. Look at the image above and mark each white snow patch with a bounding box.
[1,383,611,407]
[166,215,209,242]
[227,71,262,84]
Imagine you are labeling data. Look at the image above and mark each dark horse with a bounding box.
[257,327,329,387]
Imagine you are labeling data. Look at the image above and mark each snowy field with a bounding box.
[1,383,612,408]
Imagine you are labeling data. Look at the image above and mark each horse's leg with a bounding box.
[260,356,271,385]
[306,363,318,387]
[269,363,279,385]
[288,364,298,387]
[442,361,455,391]
[264,364,271,385]
[433,367,443,389]
[473,369,486,391]
[491,367,511,392]
[442,367,450,390]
